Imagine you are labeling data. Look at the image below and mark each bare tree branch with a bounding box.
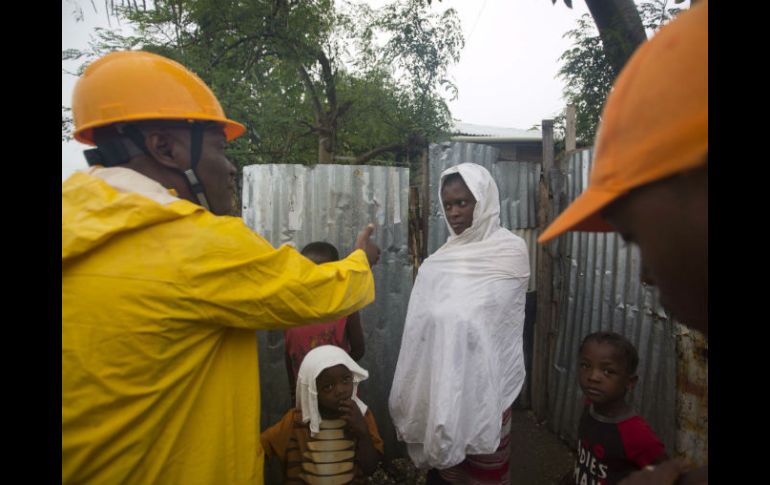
[354,143,405,165]
[299,120,331,136]
[336,100,353,119]
[297,65,323,120]
[210,34,265,67]
[316,50,337,112]
[584,0,646,76]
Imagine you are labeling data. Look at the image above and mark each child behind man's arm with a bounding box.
[284,241,368,403]
[344,311,365,362]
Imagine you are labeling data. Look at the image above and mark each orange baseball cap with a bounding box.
[539,0,707,243]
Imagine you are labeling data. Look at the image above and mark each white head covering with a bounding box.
[389,162,530,469]
[296,345,369,436]
[439,163,502,246]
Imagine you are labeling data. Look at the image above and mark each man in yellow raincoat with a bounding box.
[62,51,380,485]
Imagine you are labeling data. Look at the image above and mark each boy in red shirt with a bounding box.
[285,241,366,403]
[568,332,667,485]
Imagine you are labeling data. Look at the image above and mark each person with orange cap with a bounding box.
[62,51,380,485]
[538,1,707,484]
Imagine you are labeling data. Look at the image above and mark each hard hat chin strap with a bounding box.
[85,121,213,211]
[83,140,139,167]
[184,122,212,211]
[84,124,149,167]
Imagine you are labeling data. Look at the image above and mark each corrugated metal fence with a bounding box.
[241,163,412,460]
[546,148,678,453]
[239,145,705,469]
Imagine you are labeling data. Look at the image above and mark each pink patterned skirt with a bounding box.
[437,407,513,485]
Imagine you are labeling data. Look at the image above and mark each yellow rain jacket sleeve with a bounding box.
[62,168,374,485]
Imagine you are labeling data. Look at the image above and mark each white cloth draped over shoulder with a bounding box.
[388,162,530,469]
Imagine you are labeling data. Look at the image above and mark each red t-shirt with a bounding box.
[285,317,350,383]
[573,404,666,485]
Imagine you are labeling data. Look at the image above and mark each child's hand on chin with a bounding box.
[338,399,367,438]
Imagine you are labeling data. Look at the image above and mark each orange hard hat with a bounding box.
[72,50,246,146]
[539,1,707,243]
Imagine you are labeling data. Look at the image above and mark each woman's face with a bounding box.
[442,177,476,235]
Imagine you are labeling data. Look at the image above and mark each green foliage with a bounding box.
[62,106,74,142]
[62,0,464,168]
[555,1,684,149]
[347,1,463,158]
[637,0,682,33]
[556,14,614,148]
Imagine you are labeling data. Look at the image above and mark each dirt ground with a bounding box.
[506,409,575,484]
[366,409,575,485]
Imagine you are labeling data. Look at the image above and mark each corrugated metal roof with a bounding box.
[452,122,542,140]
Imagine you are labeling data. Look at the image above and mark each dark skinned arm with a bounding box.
[338,399,381,476]
[345,312,365,361]
[353,224,381,267]
[652,453,670,465]
[675,466,708,485]
[285,351,296,405]
[619,459,707,485]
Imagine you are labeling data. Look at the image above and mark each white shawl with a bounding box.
[296,345,369,436]
[388,163,530,469]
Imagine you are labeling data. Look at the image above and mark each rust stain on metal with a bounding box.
[679,379,707,399]
[674,323,708,466]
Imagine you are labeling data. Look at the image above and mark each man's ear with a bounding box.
[145,130,186,171]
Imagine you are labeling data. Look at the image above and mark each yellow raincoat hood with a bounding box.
[62,168,200,262]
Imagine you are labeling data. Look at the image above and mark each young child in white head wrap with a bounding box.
[296,345,369,436]
[262,345,383,483]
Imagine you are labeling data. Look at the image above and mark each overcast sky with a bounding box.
[62,0,683,180]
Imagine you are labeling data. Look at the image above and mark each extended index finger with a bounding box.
[359,223,374,239]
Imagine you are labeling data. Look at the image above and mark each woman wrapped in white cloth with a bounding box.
[389,162,530,484]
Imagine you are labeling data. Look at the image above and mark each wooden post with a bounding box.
[408,186,422,280]
[566,104,577,152]
[420,144,430,262]
[407,145,430,280]
[533,119,556,420]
